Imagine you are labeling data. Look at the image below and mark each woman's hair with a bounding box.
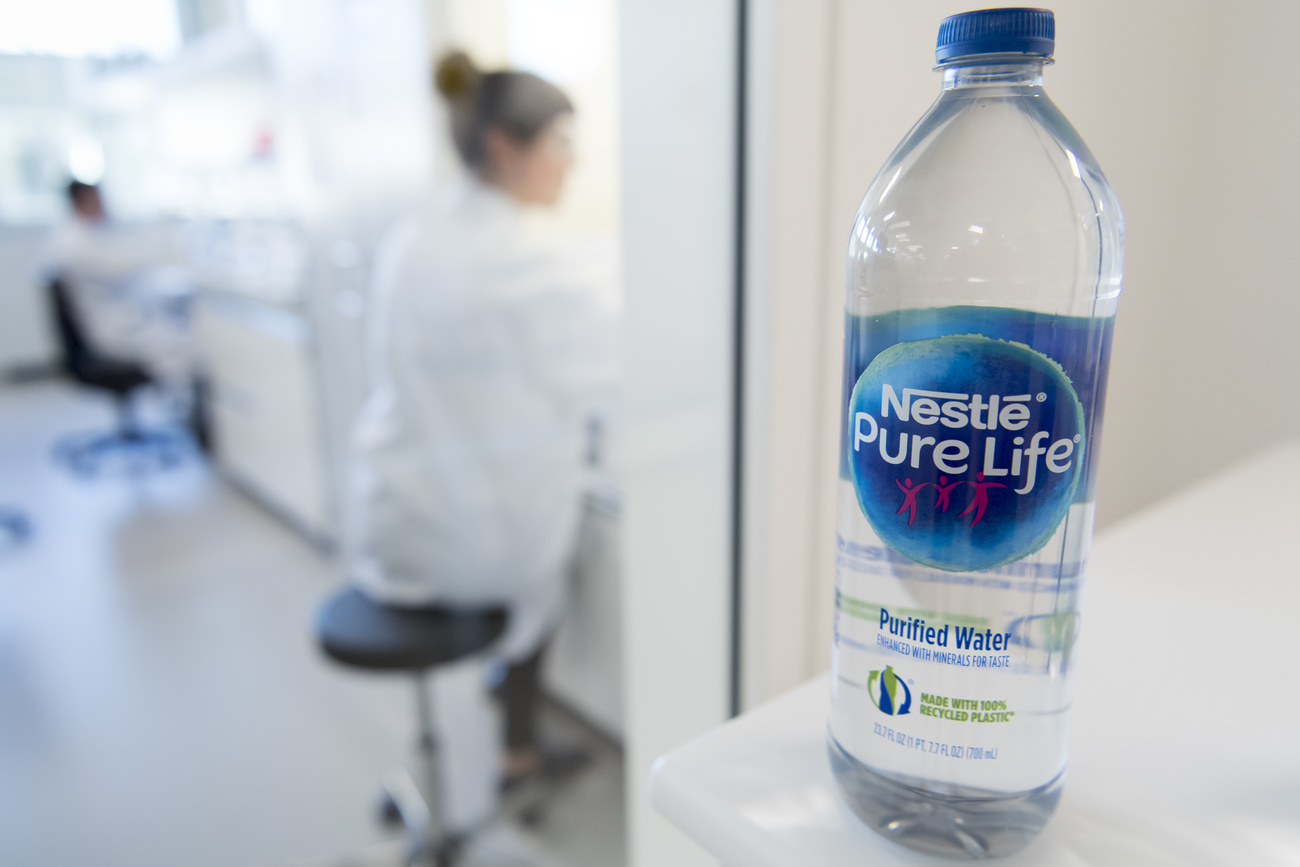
[435,51,573,169]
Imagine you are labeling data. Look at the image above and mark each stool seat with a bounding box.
[317,587,507,671]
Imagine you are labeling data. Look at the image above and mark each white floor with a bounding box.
[0,381,624,867]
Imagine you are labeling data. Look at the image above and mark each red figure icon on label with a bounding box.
[957,471,1007,527]
[894,478,929,526]
[932,475,964,513]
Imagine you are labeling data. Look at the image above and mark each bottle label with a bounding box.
[847,334,1084,572]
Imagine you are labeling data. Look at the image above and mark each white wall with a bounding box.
[620,1,737,864]
[742,0,1300,705]
[739,0,839,710]
[0,228,57,373]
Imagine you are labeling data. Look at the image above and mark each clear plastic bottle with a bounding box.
[827,8,1122,859]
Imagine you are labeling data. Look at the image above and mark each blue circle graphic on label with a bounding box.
[848,334,1085,572]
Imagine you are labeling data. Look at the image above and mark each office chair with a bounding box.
[47,278,189,476]
[316,587,510,867]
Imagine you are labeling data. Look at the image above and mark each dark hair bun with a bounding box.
[434,50,573,169]
[435,51,481,102]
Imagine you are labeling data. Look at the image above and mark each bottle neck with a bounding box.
[940,57,1045,91]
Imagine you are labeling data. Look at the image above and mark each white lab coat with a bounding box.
[40,216,195,384]
[350,176,619,664]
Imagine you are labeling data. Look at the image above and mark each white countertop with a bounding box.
[652,443,1300,865]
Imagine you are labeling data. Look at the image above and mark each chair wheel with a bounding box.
[519,802,546,828]
[433,836,463,867]
[378,791,403,825]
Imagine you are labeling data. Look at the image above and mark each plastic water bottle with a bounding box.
[827,8,1122,858]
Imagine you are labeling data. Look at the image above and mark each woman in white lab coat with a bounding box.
[349,52,618,785]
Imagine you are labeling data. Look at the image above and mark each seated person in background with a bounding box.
[40,181,200,400]
[348,50,619,811]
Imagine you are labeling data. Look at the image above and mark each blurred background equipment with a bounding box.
[0,1,625,865]
[0,0,626,721]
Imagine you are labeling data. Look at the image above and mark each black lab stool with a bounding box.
[316,587,507,867]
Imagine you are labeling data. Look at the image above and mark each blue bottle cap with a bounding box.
[935,7,1055,63]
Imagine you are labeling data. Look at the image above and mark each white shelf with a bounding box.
[652,443,1300,866]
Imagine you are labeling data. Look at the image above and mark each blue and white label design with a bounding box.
[847,334,1085,572]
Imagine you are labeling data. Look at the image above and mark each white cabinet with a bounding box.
[547,494,624,738]
[196,293,331,542]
